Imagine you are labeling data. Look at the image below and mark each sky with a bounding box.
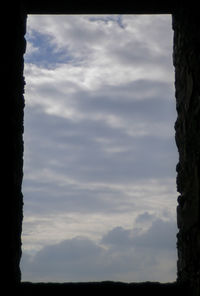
[20,14,178,283]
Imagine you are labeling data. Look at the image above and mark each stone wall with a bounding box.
[173,7,200,296]
[4,2,26,286]
[3,1,200,295]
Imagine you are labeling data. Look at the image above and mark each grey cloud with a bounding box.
[24,78,177,182]
[133,219,177,250]
[21,237,105,282]
[22,97,177,221]
[135,212,155,224]
[108,39,172,71]
[23,178,128,216]
[34,237,103,266]
[101,218,177,251]
[76,80,176,123]
[23,100,177,216]
[21,217,177,282]
[33,78,175,125]
[101,226,133,248]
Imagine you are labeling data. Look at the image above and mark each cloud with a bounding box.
[23,103,177,190]
[22,14,178,283]
[101,226,133,248]
[101,218,177,250]
[21,217,177,283]
[21,237,105,282]
[133,219,177,250]
[25,15,173,83]
[135,212,155,224]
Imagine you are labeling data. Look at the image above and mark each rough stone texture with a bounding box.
[17,282,189,296]
[4,1,200,295]
[173,7,200,296]
[3,1,26,286]
[22,0,177,14]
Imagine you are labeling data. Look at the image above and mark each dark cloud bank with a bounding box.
[21,217,177,282]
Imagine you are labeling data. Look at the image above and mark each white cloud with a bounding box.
[26,41,39,56]
[25,14,173,82]
[24,63,176,141]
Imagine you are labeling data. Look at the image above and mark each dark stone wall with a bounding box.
[173,7,200,296]
[22,0,177,14]
[17,282,189,296]
[3,2,26,286]
[3,1,200,295]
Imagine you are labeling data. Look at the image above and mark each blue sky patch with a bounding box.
[25,30,74,68]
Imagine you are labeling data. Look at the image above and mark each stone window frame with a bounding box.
[5,1,200,295]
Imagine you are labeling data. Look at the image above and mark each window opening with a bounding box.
[21,14,178,283]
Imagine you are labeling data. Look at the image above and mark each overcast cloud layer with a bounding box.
[21,15,178,283]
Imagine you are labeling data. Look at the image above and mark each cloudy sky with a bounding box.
[20,14,178,283]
